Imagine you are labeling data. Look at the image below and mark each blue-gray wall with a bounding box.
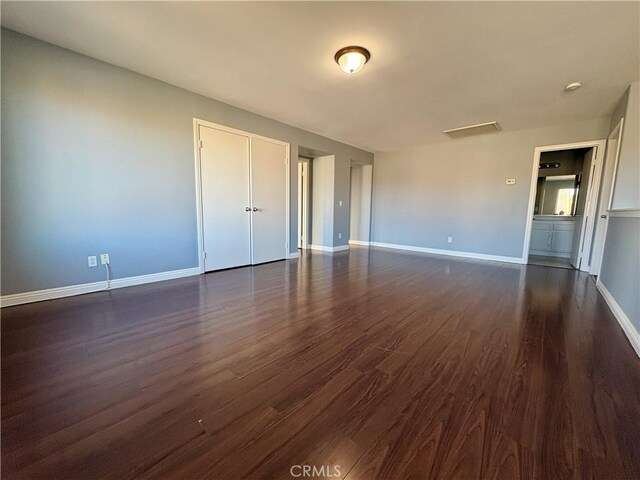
[371,118,611,259]
[599,218,639,331]
[610,83,640,209]
[1,29,373,295]
[599,82,640,332]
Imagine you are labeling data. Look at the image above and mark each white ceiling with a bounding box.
[2,1,638,152]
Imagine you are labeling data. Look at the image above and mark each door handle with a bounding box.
[252,207,259,212]
[245,207,251,212]
[600,215,607,219]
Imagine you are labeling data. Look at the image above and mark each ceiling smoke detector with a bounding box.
[442,121,501,139]
[565,82,582,92]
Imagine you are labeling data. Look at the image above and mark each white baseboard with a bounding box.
[287,251,300,259]
[596,280,640,357]
[1,267,201,308]
[349,240,371,246]
[369,241,524,264]
[309,244,350,253]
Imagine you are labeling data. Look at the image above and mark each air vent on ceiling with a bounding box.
[443,121,501,139]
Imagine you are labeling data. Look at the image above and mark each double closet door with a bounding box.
[199,124,288,272]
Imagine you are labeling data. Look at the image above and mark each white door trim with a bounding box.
[590,118,625,276]
[522,139,606,270]
[299,159,310,249]
[193,118,291,273]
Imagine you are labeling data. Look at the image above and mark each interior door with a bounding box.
[570,148,596,268]
[200,126,251,271]
[250,137,287,264]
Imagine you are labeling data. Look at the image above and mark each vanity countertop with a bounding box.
[533,215,576,222]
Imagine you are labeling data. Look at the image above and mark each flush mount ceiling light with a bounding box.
[565,82,583,92]
[334,46,370,74]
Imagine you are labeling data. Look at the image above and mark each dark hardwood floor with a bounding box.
[2,247,639,479]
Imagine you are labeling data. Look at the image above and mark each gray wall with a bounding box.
[371,118,610,259]
[599,218,640,331]
[1,29,373,295]
[538,149,587,177]
[598,83,640,332]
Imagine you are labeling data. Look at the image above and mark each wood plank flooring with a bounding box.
[2,247,639,479]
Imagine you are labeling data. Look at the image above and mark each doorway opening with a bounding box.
[349,162,373,246]
[297,146,334,252]
[523,140,606,271]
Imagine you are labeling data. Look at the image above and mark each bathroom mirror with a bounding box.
[533,174,581,216]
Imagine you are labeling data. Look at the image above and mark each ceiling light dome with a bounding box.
[335,46,370,74]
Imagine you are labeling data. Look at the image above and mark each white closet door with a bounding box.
[200,126,251,271]
[250,137,287,264]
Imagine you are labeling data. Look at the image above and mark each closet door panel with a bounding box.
[200,126,251,271]
[250,137,287,264]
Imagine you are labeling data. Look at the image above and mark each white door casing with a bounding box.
[523,140,606,268]
[298,162,303,249]
[194,119,290,272]
[590,118,624,276]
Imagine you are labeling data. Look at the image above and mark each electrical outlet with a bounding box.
[506,178,516,185]
[100,253,110,265]
[88,256,97,267]
[447,236,453,243]
[338,233,342,239]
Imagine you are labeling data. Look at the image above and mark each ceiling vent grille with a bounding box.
[443,121,501,139]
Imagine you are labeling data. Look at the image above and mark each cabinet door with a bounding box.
[530,230,551,251]
[200,126,252,271]
[551,231,574,253]
[250,137,287,264]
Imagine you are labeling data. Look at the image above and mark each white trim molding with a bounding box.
[596,280,640,357]
[607,209,640,218]
[369,241,524,264]
[287,251,300,259]
[522,139,606,271]
[1,267,201,308]
[309,244,350,253]
[348,240,371,246]
[193,118,291,273]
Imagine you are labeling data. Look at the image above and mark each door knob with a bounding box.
[245,207,251,212]
[252,207,259,212]
[600,215,607,219]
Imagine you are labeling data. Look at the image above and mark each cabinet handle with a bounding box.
[245,207,251,212]
[252,207,259,212]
